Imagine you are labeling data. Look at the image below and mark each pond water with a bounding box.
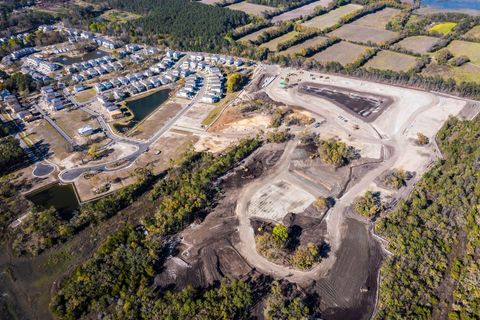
[52,50,109,66]
[27,183,80,218]
[126,89,172,123]
[421,0,480,10]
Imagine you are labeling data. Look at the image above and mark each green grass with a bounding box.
[429,22,457,35]
[202,104,225,126]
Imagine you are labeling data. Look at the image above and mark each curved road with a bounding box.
[234,73,443,283]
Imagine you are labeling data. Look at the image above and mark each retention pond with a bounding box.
[26,183,80,218]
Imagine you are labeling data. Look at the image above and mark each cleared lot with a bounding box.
[227,1,277,16]
[422,62,480,84]
[278,35,328,55]
[329,24,399,45]
[302,4,363,30]
[396,35,441,54]
[247,179,315,222]
[272,0,332,23]
[350,7,401,29]
[200,0,223,4]
[364,50,418,72]
[260,31,299,51]
[446,40,480,64]
[312,41,370,65]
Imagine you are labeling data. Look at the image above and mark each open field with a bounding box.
[464,25,480,39]
[238,26,277,42]
[272,0,332,23]
[129,101,183,140]
[329,24,399,44]
[259,31,299,51]
[312,41,370,65]
[446,40,480,64]
[350,7,401,28]
[422,62,480,84]
[429,22,457,35]
[302,4,363,30]
[74,88,96,103]
[52,108,100,144]
[364,50,418,72]
[278,36,328,55]
[200,0,223,4]
[395,35,441,54]
[100,9,141,23]
[227,1,277,16]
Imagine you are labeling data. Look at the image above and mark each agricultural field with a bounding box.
[259,31,299,51]
[278,36,328,55]
[350,7,401,29]
[301,3,363,30]
[227,1,278,17]
[328,24,399,45]
[237,26,277,42]
[422,61,480,83]
[429,22,457,35]
[100,9,141,23]
[200,0,223,4]
[311,41,370,65]
[395,35,442,54]
[446,40,480,64]
[364,50,418,72]
[271,0,332,23]
[464,25,480,40]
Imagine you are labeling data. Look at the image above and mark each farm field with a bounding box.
[301,3,363,30]
[238,26,277,42]
[278,36,328,55]
[395,35,441,54]
[446,40,480,64]
[328,24,399,45]
[464,25,480,39]
[311,41,370,65]
[271,0,332,23]
[259,31,299,51]
[200,0,222,4]
[364,50,418,72]
[422,62,480,83]
[227,1,278,17]
[429,22,457,35]
[350,7,401,28]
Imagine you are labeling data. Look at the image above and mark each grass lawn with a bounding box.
[202,104,225,126]
[74,88,96,104]
[100,9,141,23]
[429,22,457,35]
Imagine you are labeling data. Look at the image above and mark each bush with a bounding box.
[292,242,320,270]
[354,191,380,217]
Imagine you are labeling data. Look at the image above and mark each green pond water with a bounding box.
[126,89,172,122]
[27,183,80,217]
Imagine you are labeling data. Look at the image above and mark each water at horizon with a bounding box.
[422,0,480,10]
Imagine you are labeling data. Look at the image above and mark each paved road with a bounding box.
[58,77,207,182]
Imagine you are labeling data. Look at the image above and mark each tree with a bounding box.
[227,72,244,92]
[354,191,380,217]
[292,243,320,270]
[317,139,352,167]
[87,143,99,159]
[313,196,329,210]
[435,49,452,65]
[417,132,429,145]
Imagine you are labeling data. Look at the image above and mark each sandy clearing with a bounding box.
[227,1,277,16]
[272,0,332,23]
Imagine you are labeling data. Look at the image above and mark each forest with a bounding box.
[0,136,26,176]
[88,0,250,52]
[375,116,480,319]
[49,139,260,319]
